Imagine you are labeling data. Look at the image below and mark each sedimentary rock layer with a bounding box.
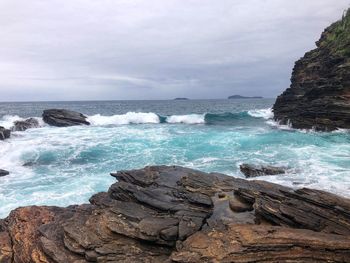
[0,166,349,262]
[273,10,350,131]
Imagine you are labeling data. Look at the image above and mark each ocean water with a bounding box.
[0,99,349,218]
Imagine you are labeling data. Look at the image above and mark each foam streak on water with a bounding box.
[0,99,349,218]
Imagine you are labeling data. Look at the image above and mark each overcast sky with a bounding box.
[0,0,349,101]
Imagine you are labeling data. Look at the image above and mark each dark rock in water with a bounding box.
[0,165,350,262]
[273,10,350,131]
[228,95,263,99]
[42,109,90,127]
[240,163,286,177]
[0,169,9,177]
[13,118,39,132]
[23,161,35,167]
[0,126,10,140]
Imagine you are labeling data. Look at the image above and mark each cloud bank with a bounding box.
[0,0,349,101]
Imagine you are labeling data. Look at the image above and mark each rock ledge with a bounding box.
[0,165,349,262]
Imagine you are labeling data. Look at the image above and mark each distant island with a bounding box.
[174,98,189,100]
[228,95,263,99]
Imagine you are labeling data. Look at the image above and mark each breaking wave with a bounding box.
[0,109,274,128]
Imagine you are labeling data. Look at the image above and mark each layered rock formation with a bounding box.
[42,109,90,127]
[273,10,350,131]
[0,165,349,262]
[240,163,286,177]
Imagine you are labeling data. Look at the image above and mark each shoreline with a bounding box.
[1,165,349,261]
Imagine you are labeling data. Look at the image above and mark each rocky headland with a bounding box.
[273,10,350,131]
[0,165,349,262]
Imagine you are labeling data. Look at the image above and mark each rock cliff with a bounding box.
[273,10,350,131]
[0,166,349,262]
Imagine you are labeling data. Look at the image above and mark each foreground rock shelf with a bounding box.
[0,166,349,262]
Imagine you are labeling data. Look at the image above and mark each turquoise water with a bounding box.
[0,99,349,218]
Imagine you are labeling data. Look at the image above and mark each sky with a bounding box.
[0,0,349,101]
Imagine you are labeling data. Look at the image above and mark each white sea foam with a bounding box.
[266,119,294,131]
[0,115,45,129]
[0,106,350,218]
[87,112,160,125]
[0,115,24,129]
[247,108,273,119]
[166,114,205,124]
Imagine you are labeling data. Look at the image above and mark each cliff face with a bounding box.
[273,10,350,131]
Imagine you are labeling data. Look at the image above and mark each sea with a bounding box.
[0,99,349,218]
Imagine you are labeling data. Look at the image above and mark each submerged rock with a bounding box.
[0,165,349,262]
[0,169,9,177]
[13,118,39,131]
[240,163,286,177]
[0,126,10,140]
[273,10,350,131]
[42,109,90,127]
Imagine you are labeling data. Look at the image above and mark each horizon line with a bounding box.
[0,97,275,103]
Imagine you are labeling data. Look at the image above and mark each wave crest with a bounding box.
[166,114,205,124]
[87,112,160,125]
[0,115,45,129]
[247,108,273,119]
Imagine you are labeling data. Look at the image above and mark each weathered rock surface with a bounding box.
[0,166,349,262]
[0,127,10,140]
[273,10,350,131]
[0,169,9,177]
[12,118,39,132]
[42,109,90,127]
[240,163,286,177]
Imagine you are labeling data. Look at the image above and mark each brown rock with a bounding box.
[171,224,350,262]
[229,196,253,212]
[0,165,349,262]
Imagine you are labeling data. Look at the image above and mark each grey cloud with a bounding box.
[0,0,349,101]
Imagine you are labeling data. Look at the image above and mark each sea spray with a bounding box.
[87,112,160,125]
[0,100,349,218]
[166,114,205,124]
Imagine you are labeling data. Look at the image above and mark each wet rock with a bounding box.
[0,126,10,140]
[23,161,35,167]
[229,196,253,212]
[0,165,349,262]
[240,163,286,177]
[0,169,9,177]
[42,109,90,127]
[13,118,39,131]
[273,10,350,131]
